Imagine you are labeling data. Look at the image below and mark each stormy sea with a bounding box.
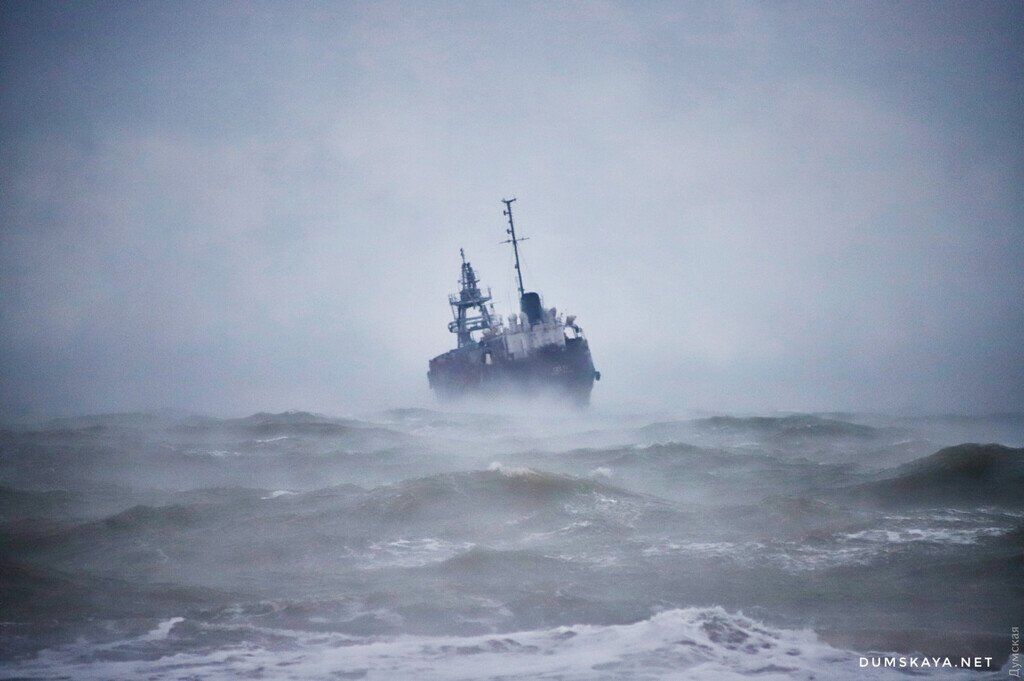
[1,408,1021,680]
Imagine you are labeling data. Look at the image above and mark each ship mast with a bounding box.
[501,198,528,299]
[448,248,494,348]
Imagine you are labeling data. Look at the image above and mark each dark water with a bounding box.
[1,408,1021,679]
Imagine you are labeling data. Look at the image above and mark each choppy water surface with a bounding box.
[1,408,1021,679]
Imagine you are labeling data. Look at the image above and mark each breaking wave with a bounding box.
[4,409,1022,677]
[0,607,975,680]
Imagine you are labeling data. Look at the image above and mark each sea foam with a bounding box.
[0,607,981,680]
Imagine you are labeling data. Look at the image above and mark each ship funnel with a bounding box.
[520,291,544,325]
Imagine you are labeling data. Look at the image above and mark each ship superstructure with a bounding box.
[427,199,599,405]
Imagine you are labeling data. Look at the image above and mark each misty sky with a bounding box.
[1,1,1022,419]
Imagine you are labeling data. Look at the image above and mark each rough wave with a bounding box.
[0,607,978,680]
[3,409,1021,676]
[853,443,1024,507]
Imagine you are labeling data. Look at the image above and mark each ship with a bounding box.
[427,198,600,405]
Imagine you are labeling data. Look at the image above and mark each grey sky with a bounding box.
[1,1,1021,419]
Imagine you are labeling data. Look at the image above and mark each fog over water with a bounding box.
[0,409,1022,679]
[1,4,1023,680]
[1,1,1022,419]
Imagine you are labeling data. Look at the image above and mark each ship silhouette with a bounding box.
[428,199,600,406]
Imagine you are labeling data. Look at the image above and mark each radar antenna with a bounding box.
[501,198,528,298]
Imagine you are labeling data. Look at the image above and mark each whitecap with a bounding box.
[261,490,297,500]
[0,607,978,680]
[487,462,538,477]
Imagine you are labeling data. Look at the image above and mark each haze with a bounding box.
[1,1,1022,420]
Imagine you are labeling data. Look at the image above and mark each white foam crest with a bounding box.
[364,537,476,568]
[0,608,979,681]
[261,489,297,500]
[139,617,185,642]
[487,461,539,478]
[840,526,1006,545]
[640,540,877,572]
